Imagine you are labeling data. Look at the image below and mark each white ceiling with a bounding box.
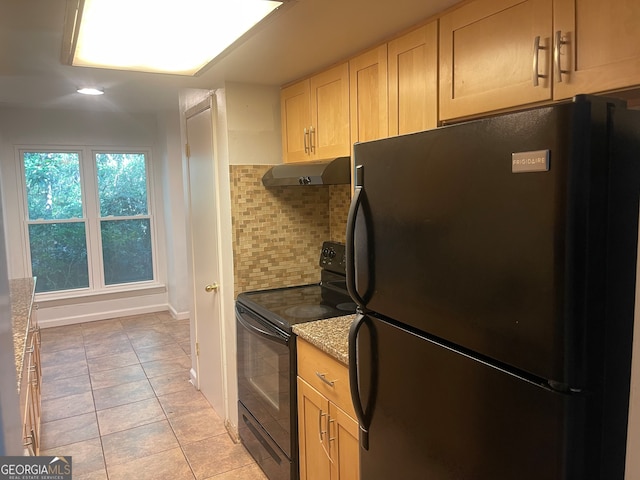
[0,0,461,113]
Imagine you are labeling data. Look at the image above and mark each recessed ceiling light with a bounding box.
[61,0,286,76]
[77,87,104,95]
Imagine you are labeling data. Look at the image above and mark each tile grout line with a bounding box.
[82,323,109,480]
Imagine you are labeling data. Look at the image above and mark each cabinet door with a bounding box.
[23,342,38,456]
[30,327,41,447]
[350,45,389,143]
[298,377,332,480]
[310,63,351,160]
[330,404,360,480]
[439,0,552,121]
[553,0,640,99]
[281,80,311,163]
[388,22,438,136]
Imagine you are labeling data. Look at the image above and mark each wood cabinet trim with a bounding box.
[349,44,389,144]
[553,0,640,100]
[297,338,356,418]
[281,79,312,163]
[439,0,553,121]
[388,21,439,136]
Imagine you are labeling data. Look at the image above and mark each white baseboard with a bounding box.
[189,367,198,389]
[225,419,240,444]
[39,304,170,328]
[167,303,190,320]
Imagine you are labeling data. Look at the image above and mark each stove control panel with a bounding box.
[319,241,346,275]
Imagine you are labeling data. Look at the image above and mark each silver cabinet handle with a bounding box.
[309,126,316,153]
[318,410,327,441]
[315,371,335,387]
[303,127,309,153]
[532,36,547,87]
[328,417,336,442]
[554,30,568,83]
[318,410,333,461]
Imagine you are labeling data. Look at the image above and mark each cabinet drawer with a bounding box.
[297,339,355,418]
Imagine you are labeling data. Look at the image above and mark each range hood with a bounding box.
[262,157,350,186]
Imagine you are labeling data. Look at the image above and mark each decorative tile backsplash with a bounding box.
[329,184,350,244]
[230,165,350,297]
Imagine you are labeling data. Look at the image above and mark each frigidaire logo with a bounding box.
[511,149,550,173]
[512,156,546,166]
[0,456,72,480]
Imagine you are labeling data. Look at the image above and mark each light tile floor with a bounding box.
[39,312,267,480]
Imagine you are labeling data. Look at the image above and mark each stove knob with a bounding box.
[328,248,336,258]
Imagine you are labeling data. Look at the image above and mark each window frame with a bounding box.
[18,146,160,298]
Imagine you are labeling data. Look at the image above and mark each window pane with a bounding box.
[96,153,148,216]
[23,152,82,220]
[29,223,89,293]
[101,219,153,285]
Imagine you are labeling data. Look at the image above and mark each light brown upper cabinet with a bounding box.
[388,22,439,136]
[439,0,553,121]
[350,45,389,144]
[553,0,640,99]
[281,63,350,163]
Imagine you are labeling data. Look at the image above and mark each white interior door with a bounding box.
[185,100,225,414]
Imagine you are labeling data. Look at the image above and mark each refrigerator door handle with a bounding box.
[349,313,377,451]
[346,165,368,309]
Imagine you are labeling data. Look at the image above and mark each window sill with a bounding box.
[35,282,167,308]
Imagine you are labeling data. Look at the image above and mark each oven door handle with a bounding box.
[236,308,288,346]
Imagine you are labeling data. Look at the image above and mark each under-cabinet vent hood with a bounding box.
[262,157,350,186]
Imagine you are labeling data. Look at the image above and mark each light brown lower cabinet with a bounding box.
[20,313,41,455]
[297,339,359,480]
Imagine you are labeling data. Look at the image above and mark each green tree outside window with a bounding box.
[23,150,154,293]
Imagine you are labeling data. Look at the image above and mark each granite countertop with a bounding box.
[292,314,357,366]
[10,277,36,392]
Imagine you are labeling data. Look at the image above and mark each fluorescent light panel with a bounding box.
[72,0,283,75]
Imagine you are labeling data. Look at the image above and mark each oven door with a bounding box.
[236,303,293,459]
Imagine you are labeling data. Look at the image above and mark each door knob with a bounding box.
[204,283,219,293]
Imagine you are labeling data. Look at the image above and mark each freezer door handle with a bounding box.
[349,313,377,450]
[346,165,368,309]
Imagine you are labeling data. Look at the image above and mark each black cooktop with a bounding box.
[237,282,356,332]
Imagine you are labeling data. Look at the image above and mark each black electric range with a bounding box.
[237,273,354,331]
[235,241,356,480]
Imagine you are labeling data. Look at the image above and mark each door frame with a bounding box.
[182,92,237,434]
[184,95,228,410]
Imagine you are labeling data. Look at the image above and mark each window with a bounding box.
[96,153,153,285]
[21,149,155,294]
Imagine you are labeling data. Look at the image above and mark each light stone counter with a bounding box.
[10,277,36,392]
[292,314,356,366]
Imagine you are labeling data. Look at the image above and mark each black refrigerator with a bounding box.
[345,96,640,480]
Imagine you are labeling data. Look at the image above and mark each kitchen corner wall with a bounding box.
[329,184,351,243]
[230,165,350,297]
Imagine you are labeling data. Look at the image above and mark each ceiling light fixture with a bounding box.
[76,87,104,95]
[61,0,286,76]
